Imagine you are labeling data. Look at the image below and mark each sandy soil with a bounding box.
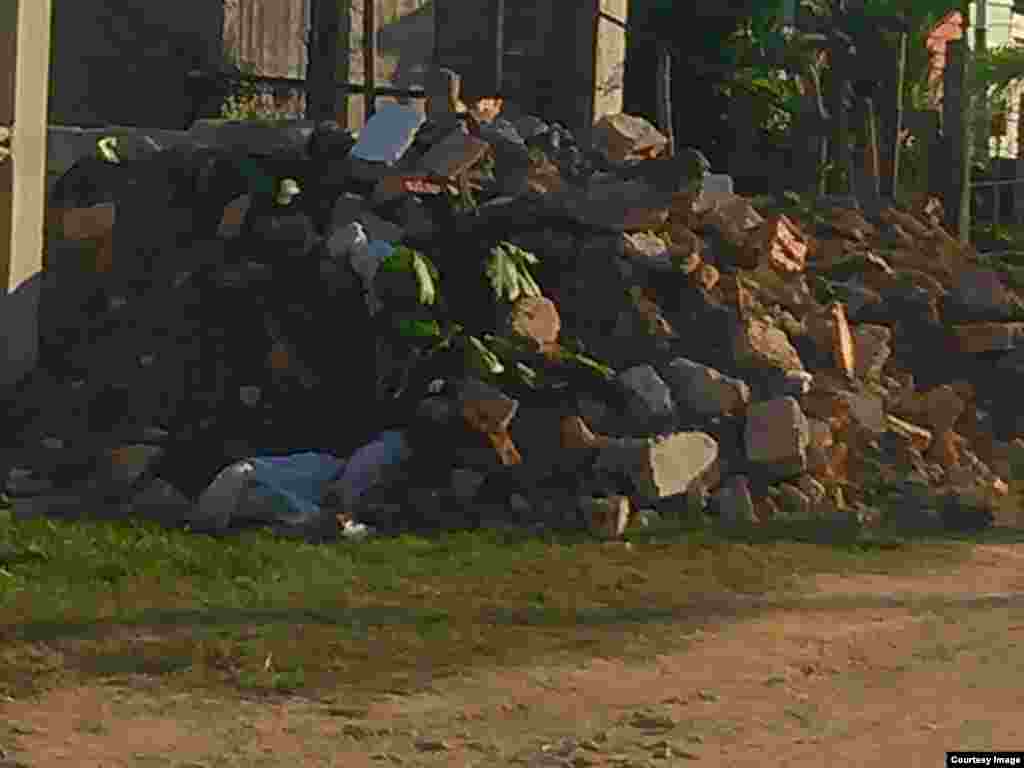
[3,544,1023,768]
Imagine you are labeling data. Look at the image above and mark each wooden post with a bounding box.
[0,0,53,394]
[363,0,376,121]
[656,42,675,158]
[958,30,973,243]
[1015,92,1024,224]
[882,30,907,199]
[828,37,851,194]
[432,0,444,70]
[943,39,966,236]
[921,110,943,201]
[306,0,341,121]
[488,0,505,96]
[865,97,881,199]
[335,0,353,127]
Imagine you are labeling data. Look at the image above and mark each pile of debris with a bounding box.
[4,70,1023,540]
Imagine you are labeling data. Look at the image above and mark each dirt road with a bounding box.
[4,544,1024,768]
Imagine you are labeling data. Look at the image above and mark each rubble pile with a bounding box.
[4,74,1024,540]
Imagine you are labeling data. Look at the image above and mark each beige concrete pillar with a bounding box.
[552,0,628,145]
[0,0,52,394]
[594,0,628,120]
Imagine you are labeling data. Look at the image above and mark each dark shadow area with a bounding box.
[10,576,1024,647]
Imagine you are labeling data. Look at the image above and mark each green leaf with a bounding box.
[396,317,441,339]
[514,362,538,388]
[466,335,504,375]
[236,157,276,198]
[486,243,542,303]
[381,247,412,273]
[380,247,440,306]
[411,252,437,306]
[97,136,120,164]
[482,334,532,362]
[275,178,301,206]
[559,349,615,381]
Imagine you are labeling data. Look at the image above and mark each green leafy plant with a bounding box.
[463,335,505,376]
[395,316,441,339]
[514,362,539,388]
[218,60,300,122]
[275,178,301,206]
[486,242,542,303]
[555,347,616,382]
[380,246,441,306]
[97,137,120,164]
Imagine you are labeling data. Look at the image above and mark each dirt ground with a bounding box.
[3,544,1024,768]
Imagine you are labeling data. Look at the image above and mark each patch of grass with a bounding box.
[0,514,997,699]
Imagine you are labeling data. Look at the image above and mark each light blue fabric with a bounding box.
[243,452,346,528]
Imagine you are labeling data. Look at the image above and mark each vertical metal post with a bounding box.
[363,0,376,121]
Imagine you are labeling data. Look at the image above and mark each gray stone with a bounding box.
[417,397,456,428]
[451,468,485,503]
[578,397,613,434]
[777,482,813,519]
[744,397,810,478]
[189,119,316,155]
[12,494,87,522]
[5,467,53,497]
[838,280,883,318]
[806,418,834,474]
[712,475,757,524]
[617,365,675,431]
[560,179,672,232]
[458,378,520,432]
[839,390,886,435]
[480,118,524,146]
[780,370,814,398]
[85,444,164,499]
[662,358,750,418]
[732,317,805,374]
[853,324,892,381]
[508,493,533,518]
[697,173,734,204]
[407,488,446,527]
[592,113,668,164]
[418,129,490,179]
[514,115,549,140]
[330,193,368,233]
[948,268,1015,319]
[579,496,632,538]
[622,232,674,272]
[123,478,192,525]
[594,431,719,502]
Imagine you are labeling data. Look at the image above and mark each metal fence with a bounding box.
[967,86,1024,229]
